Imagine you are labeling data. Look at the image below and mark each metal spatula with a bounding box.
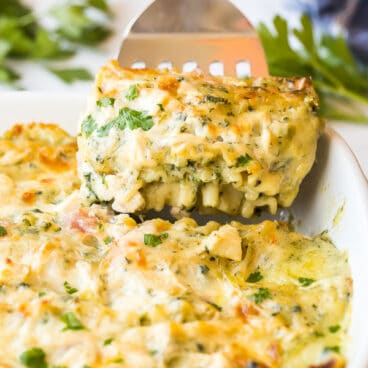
[118,0,268,77]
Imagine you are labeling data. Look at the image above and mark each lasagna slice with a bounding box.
[0,123,79,217]
[0,203,350,368]
[78,60,322,217]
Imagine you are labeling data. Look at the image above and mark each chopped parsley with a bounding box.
[324,346,340,354]
[104,236,113,244]
[83,173,98,200]
[248,288,271,304]
[0,0,112,87]
[157,103,165,111]
[123,108,154,130]
[0,226,7,236]
[61,312,85,331]
[48,67,93,83]
[96,120,116,137]
[246,271,263,283]
[144,233,168,247]
[19,348,47,368]
[237,154,252,166]
[125,84,139,100]
[97,107,154,136]
[258,14,368,124]
[329,325,340,333]
[51,1,111,46]
[298,277,315,287]
[63,281,78,295]
[97,97,115,107]
[199,265,209,274]
[203,95,229,104]
[81,115,97,137]
[103,337,113,346]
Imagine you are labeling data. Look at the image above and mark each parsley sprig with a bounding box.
[61,312,85,331]
[258,14,368,124]
[93,107,154,137]
[19,348,47,368]
[248,288,271,304]
[144,233,168,247]
[63,281,78,294]
[0,0,112,86]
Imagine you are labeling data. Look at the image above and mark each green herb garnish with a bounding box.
[0,226,7,236]
[248,288,271,304]
[246,271,263,283]
[237,154,252,166]
[298,277,315,287]
[125,84,139,100]
[324,346,340,354]
[51,2,111,46]
[83,173,98,200]
[122,107,154,131]
[157,103,165,111]
[258,14,368,123]
[104,236,113,245]
[203,95,229,104]
[61,312,85,331]
[144,233,168,247]
[97,107,154,136]
[96,120,115,137]
[19,348,47,368]
[103,337,113,346]
[63,281,78,295]
[199,265,209,274]
[329,325,340,333]
[81,115,97,137]
[0,0,112,87]
[97,97,115,108]
[48,67,92,83]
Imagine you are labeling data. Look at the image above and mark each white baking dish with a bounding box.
[0,92,367,367]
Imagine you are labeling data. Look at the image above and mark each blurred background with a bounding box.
[0,0,367,91]
[0,0,367,172]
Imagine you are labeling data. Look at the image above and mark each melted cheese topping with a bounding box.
[0,205,350,368]
[0,123,79,217]
[0,125,349,368]
[78,61,323,217]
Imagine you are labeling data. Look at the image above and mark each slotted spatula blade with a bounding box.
[118,0,268,77]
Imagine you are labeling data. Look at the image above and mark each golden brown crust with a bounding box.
[0,123,79,215]
[79,60,322,217]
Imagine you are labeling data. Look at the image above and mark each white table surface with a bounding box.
[1,0,367,178]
